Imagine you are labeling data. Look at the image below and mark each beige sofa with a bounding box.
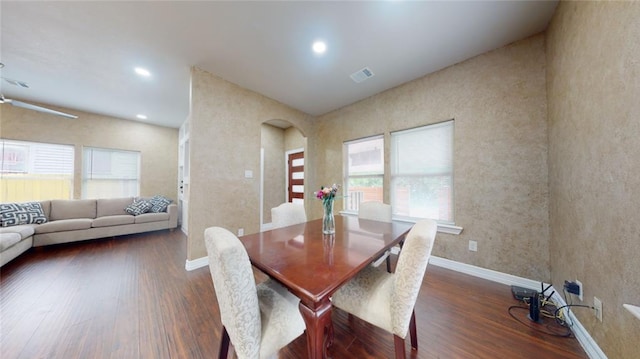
[0,197,178,267]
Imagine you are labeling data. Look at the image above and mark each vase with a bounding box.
[322,197,335,234]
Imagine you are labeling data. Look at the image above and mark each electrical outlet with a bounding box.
[594,297,603,322]
[575,279,583,301]
[468,240,477,252]
[238,228,244,236]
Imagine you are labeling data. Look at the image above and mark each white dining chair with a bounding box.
[271,202,307,229]
[205,227,305,359]
[358,201,393,272]
[331,219,437,359]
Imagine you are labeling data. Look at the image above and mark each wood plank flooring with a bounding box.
[0,230,588,358]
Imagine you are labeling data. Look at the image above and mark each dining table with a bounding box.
[240,215,414,359]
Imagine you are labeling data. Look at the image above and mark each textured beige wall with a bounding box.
[284,126,306,151]
[0,103,178,200]
[313,34,550,281]
[546,2,640,357]
[261,124,286,223]
[188,67,312,260]
[260,125,307,224]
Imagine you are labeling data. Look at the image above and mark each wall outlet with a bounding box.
[468,240,477,252]
[238,228,244,236]
[594,296,603,322]
[575,279,583,301]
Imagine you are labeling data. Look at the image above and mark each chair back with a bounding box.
[390,219,437,337]
[205,227,261,359]
[271,202,307,229]
[358,201,392,223]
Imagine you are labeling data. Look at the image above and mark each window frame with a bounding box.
[82,146,141,199]
[390,120,454,224]
[342,135,385,213]
[0,139,74,201]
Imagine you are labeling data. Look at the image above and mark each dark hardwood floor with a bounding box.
[1,230,587,359]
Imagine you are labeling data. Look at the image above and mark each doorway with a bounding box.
[259,122,306,230]
[287,150,304,204]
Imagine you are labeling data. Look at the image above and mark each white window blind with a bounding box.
[343,135,384,212]
[82,147,140,199]
[391,120,454,223]
[0,139,74,201]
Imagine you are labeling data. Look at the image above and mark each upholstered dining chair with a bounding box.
[331,219,437,359]
[205,227,306,359]
[358,201,393,272]
[271,202,307,229]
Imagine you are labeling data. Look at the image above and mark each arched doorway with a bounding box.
[260,120,307,230]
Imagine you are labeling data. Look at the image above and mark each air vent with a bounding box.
[3,78,29,88]
[350,67,375,83]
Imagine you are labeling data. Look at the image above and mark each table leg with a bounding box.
[299,300,333,359]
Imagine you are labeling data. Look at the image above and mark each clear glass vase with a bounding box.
[322,197,335,234]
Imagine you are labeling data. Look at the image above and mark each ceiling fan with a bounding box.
[0,63,78,119]
[0,94,78,119]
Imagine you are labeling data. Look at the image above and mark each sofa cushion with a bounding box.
[92,215,135,228]
[125,200,153,216]
[97,197,134,217]
[0,224,36,239]
[50,200,96,221]
[39,200,51,219]
[134,212,169,224]
[35,218,93,234]
[0,202,48,227]
[148,195,172,213]
[0,233,22,251]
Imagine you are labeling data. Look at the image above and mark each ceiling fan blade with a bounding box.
[6,99,78,119]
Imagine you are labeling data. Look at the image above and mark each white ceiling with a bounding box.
[0,1,558,129]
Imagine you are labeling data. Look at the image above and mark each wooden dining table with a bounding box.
[240,215,414,359]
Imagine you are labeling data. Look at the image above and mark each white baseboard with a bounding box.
[185,253,606,358]
[185,256,208,271]
[548,291,608,359]
[429,256,547,289]
[429,256,607,359]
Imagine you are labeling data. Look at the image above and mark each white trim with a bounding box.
[429,256,607,359]
[260,147,265,226]
[185,256,208,271]
[339,211,463,235]
[623,304,640,320]
[429,256,544,288]
[184,252,606,358]
[261,222,273,232]
[550,291,608,359]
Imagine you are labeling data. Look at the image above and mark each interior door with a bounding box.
[288,151,304,204]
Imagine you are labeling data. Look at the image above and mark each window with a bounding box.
[343,136,384,212]
[0,139,74,202]
[82,147,140,199]
[391,120,453,223]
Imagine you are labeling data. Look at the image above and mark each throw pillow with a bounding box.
[0,202,48,227]
[148,195,172,213]
[125,200,152,216]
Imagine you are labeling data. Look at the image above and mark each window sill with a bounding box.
[339,211,463,235]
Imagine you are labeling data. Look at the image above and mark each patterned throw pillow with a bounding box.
[148,195,172,213]
[0,202,48,227]
[124,200,153,216]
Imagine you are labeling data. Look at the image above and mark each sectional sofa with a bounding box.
[0,197,178,267]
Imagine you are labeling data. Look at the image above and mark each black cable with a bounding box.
[508,305,573,337]
[553,304,594,327]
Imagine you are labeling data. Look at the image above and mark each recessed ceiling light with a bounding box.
[136,114,148,120]
[134,67,151,77]
[312,41,327,54]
